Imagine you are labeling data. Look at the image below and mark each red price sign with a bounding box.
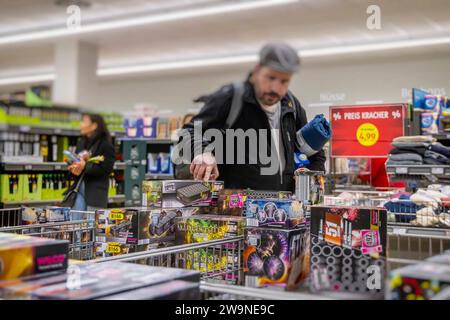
[330,104,405,157]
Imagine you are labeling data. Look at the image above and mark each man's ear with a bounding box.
[253,64,261,75]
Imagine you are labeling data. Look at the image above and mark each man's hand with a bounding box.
[68,159,86,176]
[190,152,219,181]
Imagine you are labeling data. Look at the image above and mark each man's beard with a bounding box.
[260,92,281,106]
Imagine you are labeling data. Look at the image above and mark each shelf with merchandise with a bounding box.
[386,164,450,176]
[0,161,126,172]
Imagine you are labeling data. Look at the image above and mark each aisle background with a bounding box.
[0,0,450,119]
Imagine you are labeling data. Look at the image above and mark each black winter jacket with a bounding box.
[182,79,326,192]
[74,136,115,208]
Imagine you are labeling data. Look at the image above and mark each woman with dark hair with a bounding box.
[68,113,115,216]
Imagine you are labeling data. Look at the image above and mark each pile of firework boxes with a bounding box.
[309,206,387,298]
[239,190,311,289]
[94,180,224,258]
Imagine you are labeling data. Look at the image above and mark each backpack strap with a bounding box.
[224,82,245,129]
[287,90,297,121]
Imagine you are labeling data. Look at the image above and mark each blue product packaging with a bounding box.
[160,153,171,174]
[424,95,439,112]
[244,199,308,229]
[421,112,438,134]
[148,153,161,174]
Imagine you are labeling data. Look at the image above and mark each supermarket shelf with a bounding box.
[1,199,59,207]
[0,124,124,138]
[432,133,450,141]
[117,137,175,144]
[327,172,370,176]
[386,164,450,176]
[0,124,79,136]
[388,224,450,239]
[1,195,125,208]
[108,194,125,203]
[0,161,126,171]
[145,173,174,180]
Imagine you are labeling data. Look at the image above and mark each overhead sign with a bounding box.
[330,104,406,157]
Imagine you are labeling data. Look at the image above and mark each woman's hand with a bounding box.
[68,159,86,176]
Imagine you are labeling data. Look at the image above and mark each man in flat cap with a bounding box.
[179,43,326,191]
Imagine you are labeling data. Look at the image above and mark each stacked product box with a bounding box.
[142,180,224,209]
[243,197,310,290]
[0,262,200,300]
[217,189,292,216]
[244,227,310,289]
[244,199,308,229]
[174,215,245,245]
[309,206,387,298]
[94,208,151,257]
[175,215,245,285]
[21,206,71,225]
[94,207,201,257]
[0,233,69,281]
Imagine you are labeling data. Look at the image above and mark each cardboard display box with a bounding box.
[142,180,162,207]
[0,233,69,281]
[0,262,200,300]
[175,215,245,245]
[309,206,387,297]
[244,227,309,289]
[95,207,200,248]
[162,180,224,208]
[244,199,308,229]
[217,189,292,216]
[22,206,71,225]
[95,208,152,245]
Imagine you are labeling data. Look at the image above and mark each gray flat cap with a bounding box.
[259,42,300,73]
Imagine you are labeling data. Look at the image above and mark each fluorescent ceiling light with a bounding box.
[300,36,450,57]
[1,35,450,86]
[98,54,257,76]
[0,74,55,86]
[0,0,298,46]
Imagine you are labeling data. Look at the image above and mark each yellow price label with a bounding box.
[106,243,121,253]
[109,209,124,220]
[356,123,379,147]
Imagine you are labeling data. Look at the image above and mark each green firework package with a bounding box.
[175,215,245,245]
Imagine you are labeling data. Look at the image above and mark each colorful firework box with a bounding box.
[161,180,224,208]
[95,207,199,250]
[21,206,71,225]
[185,248,240,285]
[142,180,163,207]
[217,189,292,216]
[95,208,152,245]
[174,215,245,245]
[0,262,200,300]
[0,233,69,281]
[244,199,308,229]
[388,262,450,300]
[244,227,310,289]
[309,206,387,297]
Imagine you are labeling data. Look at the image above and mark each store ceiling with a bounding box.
[1,0,450,79]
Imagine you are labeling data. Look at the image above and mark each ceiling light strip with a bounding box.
[0,0,298,46]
